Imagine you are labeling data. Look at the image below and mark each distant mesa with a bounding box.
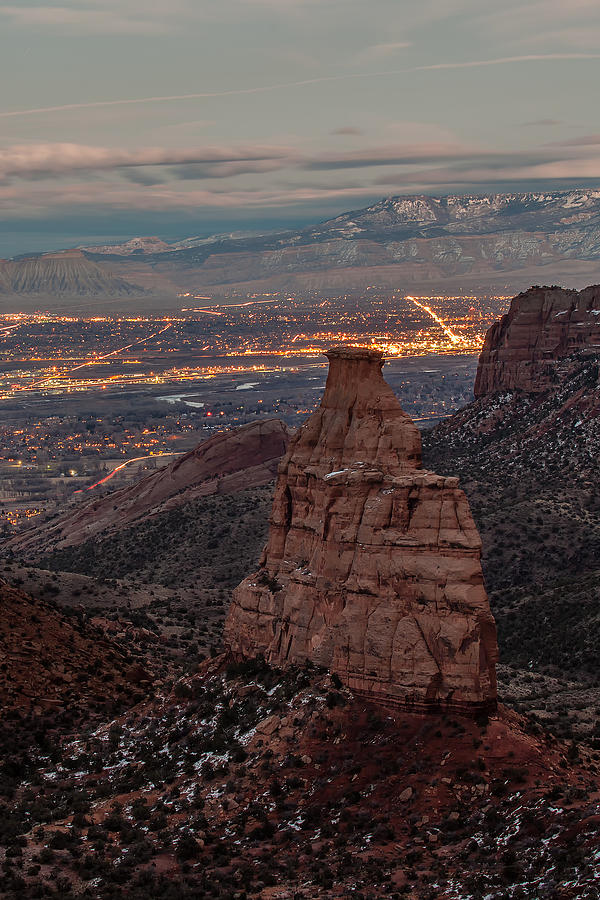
[0,249,146,297]
[0,261,11,293]
[475,283,600,396]
[6,418,291,553]
[225,346,498,714]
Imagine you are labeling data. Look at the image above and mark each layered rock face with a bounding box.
[475,284,600,396]
[225,347,498,713]
[0,250,145,297]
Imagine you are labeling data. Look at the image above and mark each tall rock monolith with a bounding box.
[225,347,498,713]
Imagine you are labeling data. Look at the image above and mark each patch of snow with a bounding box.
[158,393,205,408]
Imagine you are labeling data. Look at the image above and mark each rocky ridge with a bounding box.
[425,285,600,591]
[319,191,600,241]
[4,658,599,900]
[226,347,498,713]
[7,418,290,553]
[423,284,600,682]
[81,236,170,256]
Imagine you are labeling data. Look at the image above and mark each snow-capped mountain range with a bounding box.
[56,190,600,295]
[84,190,600,255]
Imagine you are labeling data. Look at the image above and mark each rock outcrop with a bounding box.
[225,347,498,713]
[475,284,600,396]
[424,285,600,663]
[7,418,290,553]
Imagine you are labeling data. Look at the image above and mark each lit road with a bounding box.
[405,296,463,346]
[67,323,173,373]
[182,298,280,313]
[23,322,173,392]
[73,451,179,493]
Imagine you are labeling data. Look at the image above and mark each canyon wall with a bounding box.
[475,284,600,396]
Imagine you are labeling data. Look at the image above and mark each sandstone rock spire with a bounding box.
[225,346,498,713]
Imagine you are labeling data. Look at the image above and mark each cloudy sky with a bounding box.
[2,0,600,255]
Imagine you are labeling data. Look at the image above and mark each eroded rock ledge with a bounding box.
[225,347,498,713]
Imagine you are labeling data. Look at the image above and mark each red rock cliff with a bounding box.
[225,347,498,713]
[475,284,600,397]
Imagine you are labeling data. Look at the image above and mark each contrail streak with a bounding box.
[1,55,598,118]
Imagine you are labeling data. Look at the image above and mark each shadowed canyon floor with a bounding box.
[1,658,599,899]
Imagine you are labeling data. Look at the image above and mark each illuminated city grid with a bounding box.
[0,293,508,401]
[0,292,510,533]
